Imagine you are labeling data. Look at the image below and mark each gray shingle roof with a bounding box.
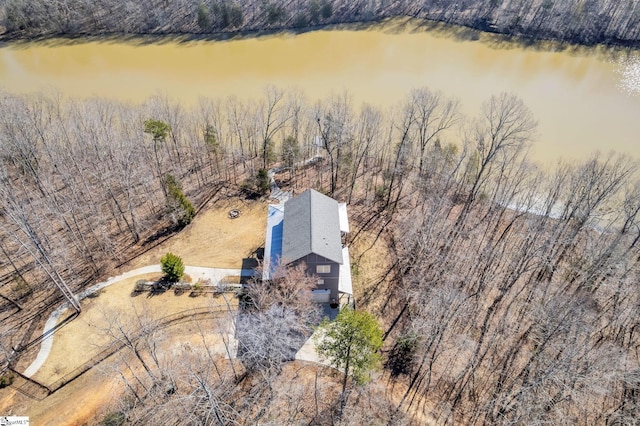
[282,189,343,265]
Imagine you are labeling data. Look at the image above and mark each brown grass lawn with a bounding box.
[1,198,266,424]
[3,317,237,426]
[127,198,268,270]
[30,275,238,385]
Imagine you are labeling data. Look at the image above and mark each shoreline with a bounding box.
[2,16,640,53]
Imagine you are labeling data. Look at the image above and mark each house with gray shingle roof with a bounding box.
[263,189,352,306]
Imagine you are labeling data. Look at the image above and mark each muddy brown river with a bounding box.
[1,19,639,163]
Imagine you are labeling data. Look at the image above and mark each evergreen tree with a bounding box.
[164,174,196,226]
[315,307,383,412]
[160,252,184,282]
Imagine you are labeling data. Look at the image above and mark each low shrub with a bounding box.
[0,372,15,388]
[190,280,204,297]
[101,411,126,426]
[134,280,148,292]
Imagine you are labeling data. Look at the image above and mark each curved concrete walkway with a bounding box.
[23,265,254,378]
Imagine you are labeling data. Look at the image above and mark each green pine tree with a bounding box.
[314,307,383,408]
[160,253,184,283]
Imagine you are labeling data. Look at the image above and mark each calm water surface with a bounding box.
[1,19,639,163]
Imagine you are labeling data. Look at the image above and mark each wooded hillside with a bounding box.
[2,0,640,47]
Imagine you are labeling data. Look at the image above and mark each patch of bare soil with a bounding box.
[32,366,120,425]
[0,362,120,425]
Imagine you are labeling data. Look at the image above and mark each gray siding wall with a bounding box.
[293,253,340,302]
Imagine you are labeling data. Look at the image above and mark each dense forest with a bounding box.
[0,85,638,423]
[2,0,640,46]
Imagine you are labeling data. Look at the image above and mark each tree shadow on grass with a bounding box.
[142,223,185,247]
